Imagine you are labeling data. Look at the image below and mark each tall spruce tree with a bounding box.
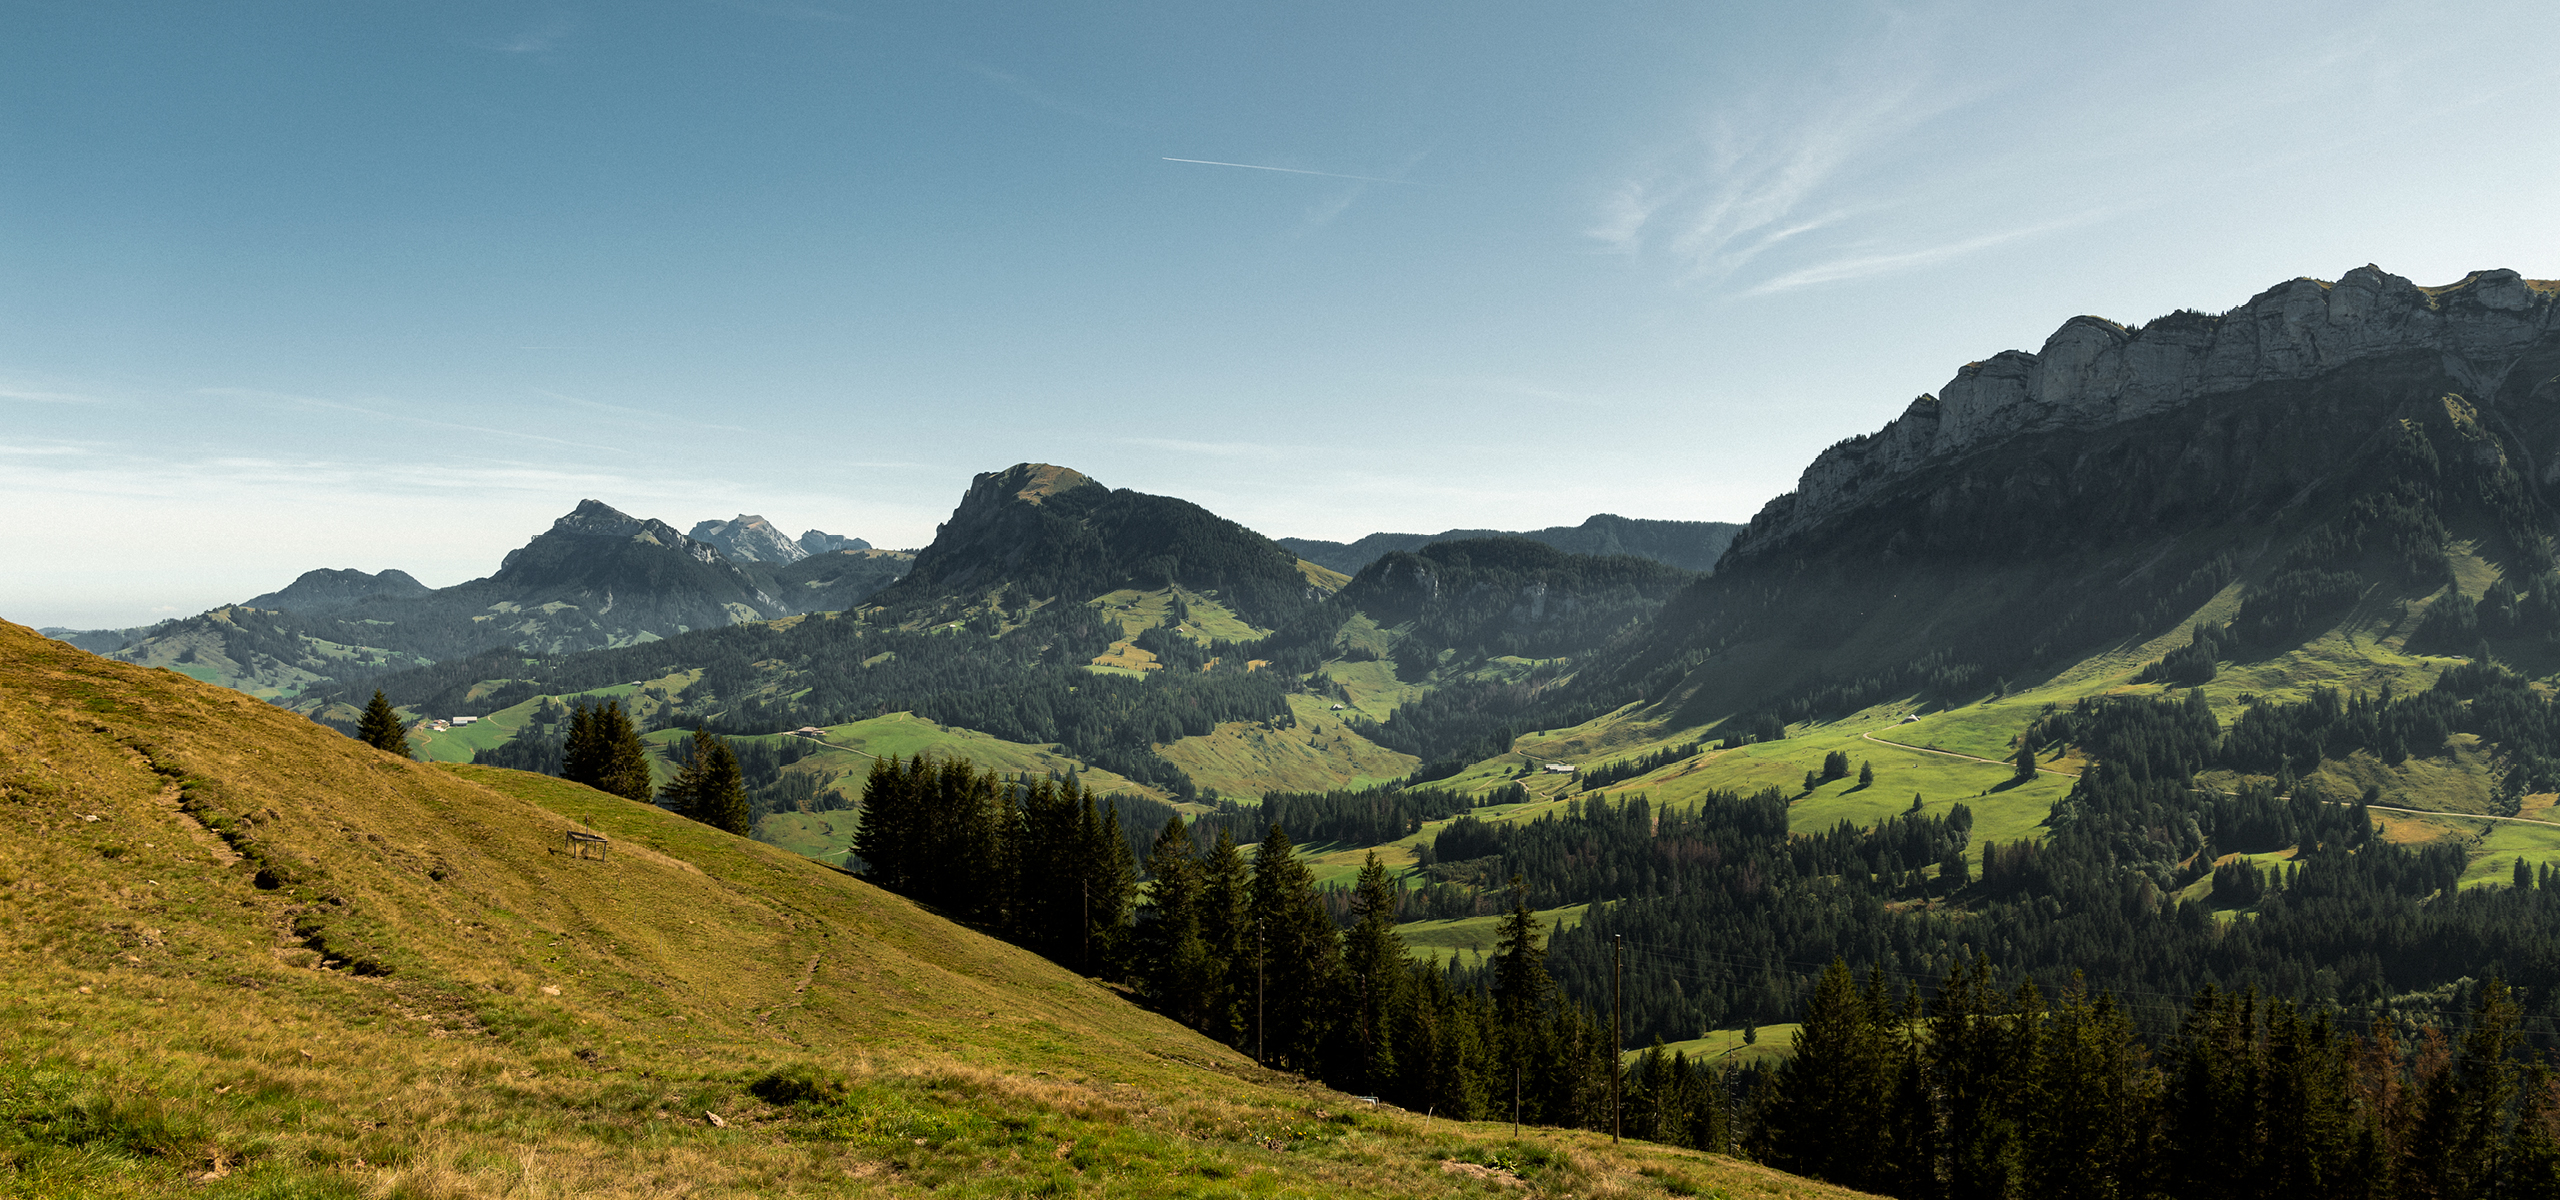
[2412,977,2522,1199]
[1932,953,2025,1200]
[851,754,917,890]
[660,730,750,835]
[1757,959,1896,1191]
[1077,793,1137,972]
[356,690,412,758]
[1492,874,1552,1027]
[562,699,653,804]
[1199,825,1254,1046]
[1342,850,1407,1092]
[2023,976,2155,1200]
[1247,823,1339,1071]
[1012,774,1086,957]
[1137,813,1216,1029]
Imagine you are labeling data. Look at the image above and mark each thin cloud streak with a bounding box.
[532,388,755,434]
[0,385,106,405]
[969,64,1138,128]
[1122,436,1296,460]
[1163,158,1417,185]
[490,18,573,54]
[198,386,629,453]
[1744,208,2125,295]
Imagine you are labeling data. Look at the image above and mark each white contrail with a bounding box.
[1161,157,1412,184]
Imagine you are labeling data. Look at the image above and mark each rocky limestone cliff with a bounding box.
[689,514,809,564]
[1738,267,2560,558]
[797,529,872,555]
[504,500,721,572]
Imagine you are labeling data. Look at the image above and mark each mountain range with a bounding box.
[17,264,2560,1197]
[52,502,917,700]
[59,265,2560,807]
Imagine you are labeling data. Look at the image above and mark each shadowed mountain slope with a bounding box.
[1573,267,2560,727]
[1283,514,1742,575]
[875,463,1334,625]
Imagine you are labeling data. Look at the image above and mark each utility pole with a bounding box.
[1612,933,1624,1146]
[1081,880,1090,974]
[1256,920,1267,1066]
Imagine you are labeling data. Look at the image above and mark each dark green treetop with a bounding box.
[661,728,750,836]
[562,699,653,804]
[356,690,412,758]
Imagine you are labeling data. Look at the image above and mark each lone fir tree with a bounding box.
[356,690,412,759]
[661,729,751,836]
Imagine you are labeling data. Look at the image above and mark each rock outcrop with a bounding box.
[510,500,722,570]
[797,529,872,555]
[689,514,810,564]
[1737,267,2560,558]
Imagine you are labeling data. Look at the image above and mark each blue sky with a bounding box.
[5,0,2556,627]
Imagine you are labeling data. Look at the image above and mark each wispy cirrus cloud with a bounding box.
[1590,18,1992,287]
[532,388,756,434]
[198,386,628,453]
[1122,436,1297,460]
[969,64,1138,128]
[1744,207,2124,296]
[489,17,573,55]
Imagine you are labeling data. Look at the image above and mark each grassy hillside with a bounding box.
[1159,695,1420,800]
[105,606,415,701]
[1401,905,1590,969]
[771,713,1163,796]
[2,619,1861,1198]
[408,672,702,765]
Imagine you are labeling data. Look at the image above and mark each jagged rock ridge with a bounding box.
[84,500,916,694]
[1742,267,2560,558]
[689,514,810,564]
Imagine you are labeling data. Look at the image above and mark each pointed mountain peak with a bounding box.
[690,514,809,564]
[511,501,714,570]
[550,499,646,538]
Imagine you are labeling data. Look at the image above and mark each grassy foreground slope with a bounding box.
[0,620,1857,1200]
